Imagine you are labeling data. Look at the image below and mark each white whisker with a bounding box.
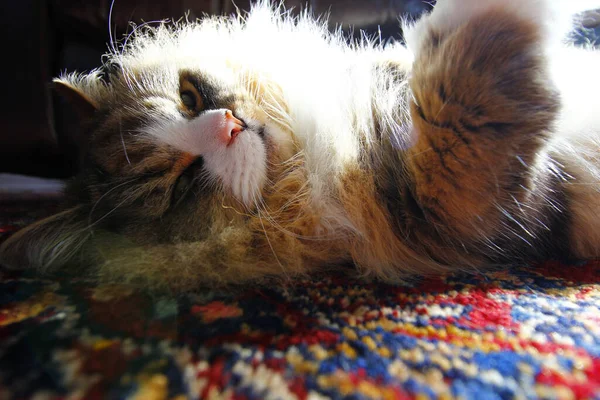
[119,118,131,165]
[88,177,140,229]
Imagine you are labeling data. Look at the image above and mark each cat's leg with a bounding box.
[0,205,313,292]
[91,225,308,292]
[398,0,566,263]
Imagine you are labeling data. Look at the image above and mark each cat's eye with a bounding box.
[180,91,197,110]
[179,77,204,114]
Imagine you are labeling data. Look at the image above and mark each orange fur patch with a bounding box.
[170,152,196,177]
[338,167,448,279]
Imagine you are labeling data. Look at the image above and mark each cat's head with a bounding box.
[0,18,301,272]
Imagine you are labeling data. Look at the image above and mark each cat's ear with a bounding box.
[53,80,98,120]
[52,71,109,120]
[0,206,92,273]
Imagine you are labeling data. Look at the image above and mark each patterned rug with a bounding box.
[1,199,600,399]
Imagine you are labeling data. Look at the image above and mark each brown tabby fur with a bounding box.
[1,4,599,293]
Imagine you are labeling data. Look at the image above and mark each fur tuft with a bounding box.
[0,207,91,272]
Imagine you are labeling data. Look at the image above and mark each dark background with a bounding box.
[2,1,599,179]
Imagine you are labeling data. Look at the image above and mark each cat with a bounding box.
[2,0,600,293]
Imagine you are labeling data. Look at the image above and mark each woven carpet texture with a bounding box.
[1,200,600,399]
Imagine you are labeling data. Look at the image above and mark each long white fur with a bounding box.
[107,0,600,235]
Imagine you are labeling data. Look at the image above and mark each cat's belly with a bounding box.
[550,47,600,258]
[552,46,600,138]
[563,159,600,258]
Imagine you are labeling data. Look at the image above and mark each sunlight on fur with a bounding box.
[2,0,600,293]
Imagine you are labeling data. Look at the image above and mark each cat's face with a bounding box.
[59,49,297,244]
[0,16,319,277]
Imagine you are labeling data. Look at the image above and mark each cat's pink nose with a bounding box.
[221,110,246,146]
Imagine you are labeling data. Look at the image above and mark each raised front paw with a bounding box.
[402,0,561,241]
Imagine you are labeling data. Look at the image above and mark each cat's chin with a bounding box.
[204,122,269,209]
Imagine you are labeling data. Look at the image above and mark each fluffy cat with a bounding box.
[2,0,600,292]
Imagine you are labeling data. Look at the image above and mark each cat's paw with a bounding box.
[404,0,567,56]
[403,0,562,240]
